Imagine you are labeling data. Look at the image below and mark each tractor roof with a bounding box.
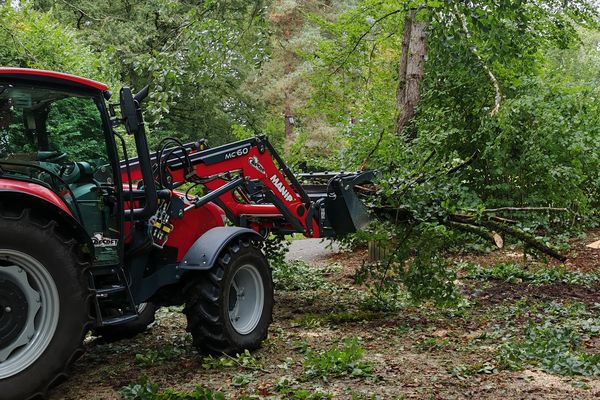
[0,67,108,91]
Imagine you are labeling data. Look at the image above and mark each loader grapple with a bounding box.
[300,171,375,236]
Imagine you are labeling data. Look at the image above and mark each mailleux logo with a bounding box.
[92,233,119,247]
[249,156,266,174]
[270,174,293,202]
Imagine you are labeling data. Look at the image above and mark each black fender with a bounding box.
[178,226,263,271]
[0,190,94,257]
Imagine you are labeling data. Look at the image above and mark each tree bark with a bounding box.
[395,10,428,138]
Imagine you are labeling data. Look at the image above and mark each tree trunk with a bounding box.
[395,10,428,138]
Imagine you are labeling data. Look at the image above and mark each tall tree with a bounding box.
[245,0,347,159]
[0,2,114,83]
[312,0,600,140]
[33,0,271,146]
[395,8,428,137]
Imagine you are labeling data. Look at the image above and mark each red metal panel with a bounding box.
[0,178,72,215]
[168,201,226,260]
[0,68,108,91]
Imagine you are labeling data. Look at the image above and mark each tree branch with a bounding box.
[0,26,39,65]
[454,6,502,116]
[481,207,570,214]
[332,8,404,75]
[446,221,504,248]
[360,129,385,170]
[480,219,567,262]
[58,0,100,22]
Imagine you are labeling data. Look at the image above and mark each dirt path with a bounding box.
[285,238,340,264]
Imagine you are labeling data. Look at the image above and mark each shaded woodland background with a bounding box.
[4,0,600,300]
[3,2,600,398]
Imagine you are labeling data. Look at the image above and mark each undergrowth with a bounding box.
[135,346,183,367]
[495,301,600,376]
[272,260,336,291]
[120,376,225,400]
[201,350,264,371]
[302,337,374,381]
[461,262,600,286]
[497,322,600,375]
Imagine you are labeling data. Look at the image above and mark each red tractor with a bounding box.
[0,68,372,399]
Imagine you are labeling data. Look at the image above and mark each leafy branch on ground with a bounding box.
[460,262,600,286]
[201,350,268,372]
[302,337,374,381]
[120,375,225,400]
[135,346,183,367]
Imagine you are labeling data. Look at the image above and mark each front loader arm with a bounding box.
[120,136,371,238]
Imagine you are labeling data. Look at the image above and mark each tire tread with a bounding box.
[183,238,272,354]
[0,206,94,400]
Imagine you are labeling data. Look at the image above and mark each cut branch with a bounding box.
[480,219,567,262]
[447,221,504,248]
[481,207,570,214]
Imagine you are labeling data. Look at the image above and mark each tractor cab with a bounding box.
[0,70,122,265]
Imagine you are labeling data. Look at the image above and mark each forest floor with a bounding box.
[50,232,600,400]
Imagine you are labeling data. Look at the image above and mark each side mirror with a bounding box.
[134,85,150,103]
[119,86,140,135]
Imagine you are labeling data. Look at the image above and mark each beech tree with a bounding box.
[312,0,599,139]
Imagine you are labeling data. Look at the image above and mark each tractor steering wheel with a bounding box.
[37,151,67,163]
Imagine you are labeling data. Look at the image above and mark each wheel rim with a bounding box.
[0,249,59,379]
[137,302,148,314]
[228,264,264,335]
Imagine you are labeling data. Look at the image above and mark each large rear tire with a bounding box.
[183,238,273,354]
[0,209,92,400]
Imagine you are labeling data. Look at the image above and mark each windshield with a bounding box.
[0,83,110,197]
[0,84,106,161]
[0,83,112,223]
